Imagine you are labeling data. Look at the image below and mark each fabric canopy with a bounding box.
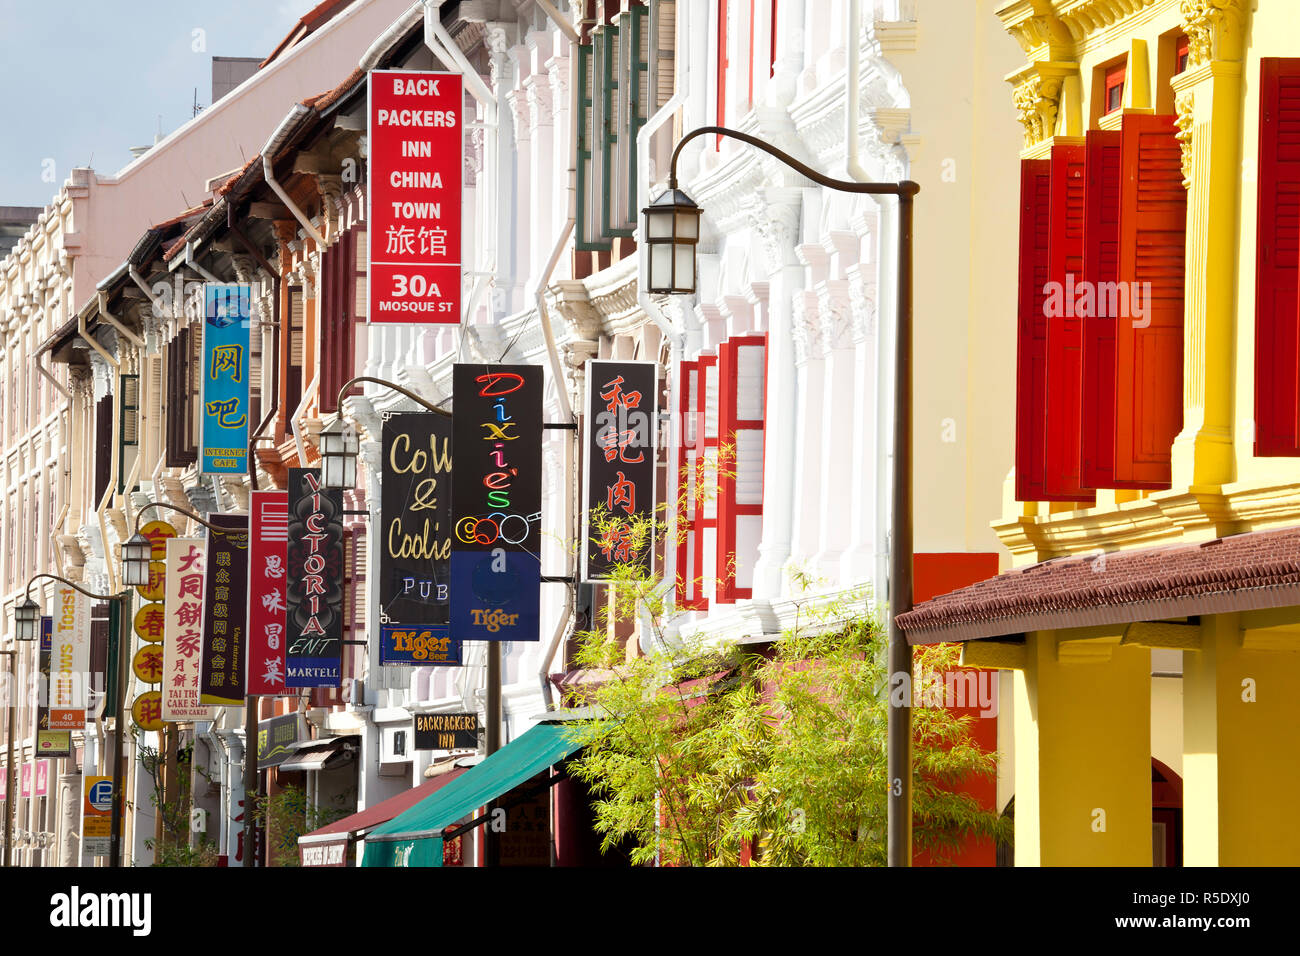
[299,765,469,849]
[362,721,581,867]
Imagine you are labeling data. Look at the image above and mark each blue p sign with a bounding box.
[88,780,113,813]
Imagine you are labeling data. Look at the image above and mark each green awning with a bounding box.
[361,721,581,867]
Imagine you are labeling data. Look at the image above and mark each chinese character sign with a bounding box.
[163,538,214,721]
[49,588,89,730]
[450,365,542,642]
[379,412,458,665]
[248,490,290,695]
[200,515,249,706]
[201,283,252,474]
[583,360,657,581]
[36,616,51,732]
[368,70,462,323]
[286,469,344,688]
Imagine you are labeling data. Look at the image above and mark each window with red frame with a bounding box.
[1104,61,1126,114]
[319,220,367,414]
[676,336,768,607]
[1175,34,1190,75]
[716,335,766,603]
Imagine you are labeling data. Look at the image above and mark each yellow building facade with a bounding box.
[900,0,1300,866]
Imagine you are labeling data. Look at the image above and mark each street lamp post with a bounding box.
[16,574,132,866]
[124,502,248,863]
[644,125,919,866]
[1,603,38,868]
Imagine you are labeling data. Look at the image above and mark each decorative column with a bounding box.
[788,287,826,578]
[1169,0,1248,492]
[811,275,855,582]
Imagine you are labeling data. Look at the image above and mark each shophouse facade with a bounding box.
[900,0,1300,866]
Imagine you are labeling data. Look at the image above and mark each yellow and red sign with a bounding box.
[131,691,164,731]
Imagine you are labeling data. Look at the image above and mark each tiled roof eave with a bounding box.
[902,580,1300,645]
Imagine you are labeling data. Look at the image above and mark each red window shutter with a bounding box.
[676,358,714,610]
[1114,113,1186,487]
[1015,159,1051,501]
[716,0,728,142]
[716,335,766,603]
[1081,128,1125,488]
[1255,58,1300,456]
[1044,142,1094,502]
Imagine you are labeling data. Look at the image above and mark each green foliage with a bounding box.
[141,739,219,867]
[252,785,351,867]
[567,480,1011,866]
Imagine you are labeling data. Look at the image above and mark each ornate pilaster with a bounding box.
[791,291,824,367]
[1174,90,1195,189]
[1009,62,1076,152]
[747,192,803,276]
[1180,0,1249,68]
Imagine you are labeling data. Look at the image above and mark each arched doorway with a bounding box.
[1152,758,1183,867]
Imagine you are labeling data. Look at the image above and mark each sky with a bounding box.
[0,0,321,208]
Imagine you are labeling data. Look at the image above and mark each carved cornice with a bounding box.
[1009,61,1076,149]
[1179,0,1249,67]
[791,291,824,365]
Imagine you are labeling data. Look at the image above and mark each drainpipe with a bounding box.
[263,106,325,248]
[129,266,168,318]
[184,244,223,285]
[79,307,123,594]
[360,2,424,70]
[422,1,497,329]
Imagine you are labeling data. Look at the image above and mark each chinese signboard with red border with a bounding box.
[164,538,214,721]
[367,70,463,323]
[199,516,250,706]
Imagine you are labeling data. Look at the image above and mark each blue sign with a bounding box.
[379,625,462,666]
[40,615,51,653]
[88,779,114,813]
[201,284,251,474]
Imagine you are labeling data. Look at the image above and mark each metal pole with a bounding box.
[243,696,257,867]
[484,642,501,867]
[887,182,919,867]
[3,649,14,867]
[110,591,132,867]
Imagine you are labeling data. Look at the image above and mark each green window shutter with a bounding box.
[597,23,622,240]
[576,41,609,251]
[612,5,648,233]
[118,373,139,494]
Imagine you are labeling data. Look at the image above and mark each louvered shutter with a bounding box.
[676,357,717,610]
[1255,58,1300,456]
[716,335,766,603]
[1015,159,1051,501]
[649,0,676,113]
[1081,129,1124,488]
[1044,143,1093,501]
[1114,113,1186,487]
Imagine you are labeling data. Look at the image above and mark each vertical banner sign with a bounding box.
[49,588,89,730]
[450,365,543,642]
[164,538,214,721]
[201,283,252,474]
[582,360,658,581]
[248,491,290,695]
[199,515,250,705]
[379,412,460,665]
[132,520,174,732]
[368,70,463,324]
[287,469,344,687]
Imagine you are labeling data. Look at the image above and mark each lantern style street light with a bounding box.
[320,415,360,491]
[323,376,451,492]
[644,124,919,868]
[11,573,129,866]
[123,502,233,588]
[2,596,38,867]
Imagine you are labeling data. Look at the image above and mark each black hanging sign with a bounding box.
[379,412,458,665]
[449,365,543,642]
[286,468,345,687]
[414,712,480,751]
[199,514,249,705]
[582,360,657,581]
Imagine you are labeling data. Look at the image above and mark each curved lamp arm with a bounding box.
[336,376,452,418]
[668,125,919,198]
[134,501,231,537]
[24,572,118,604]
